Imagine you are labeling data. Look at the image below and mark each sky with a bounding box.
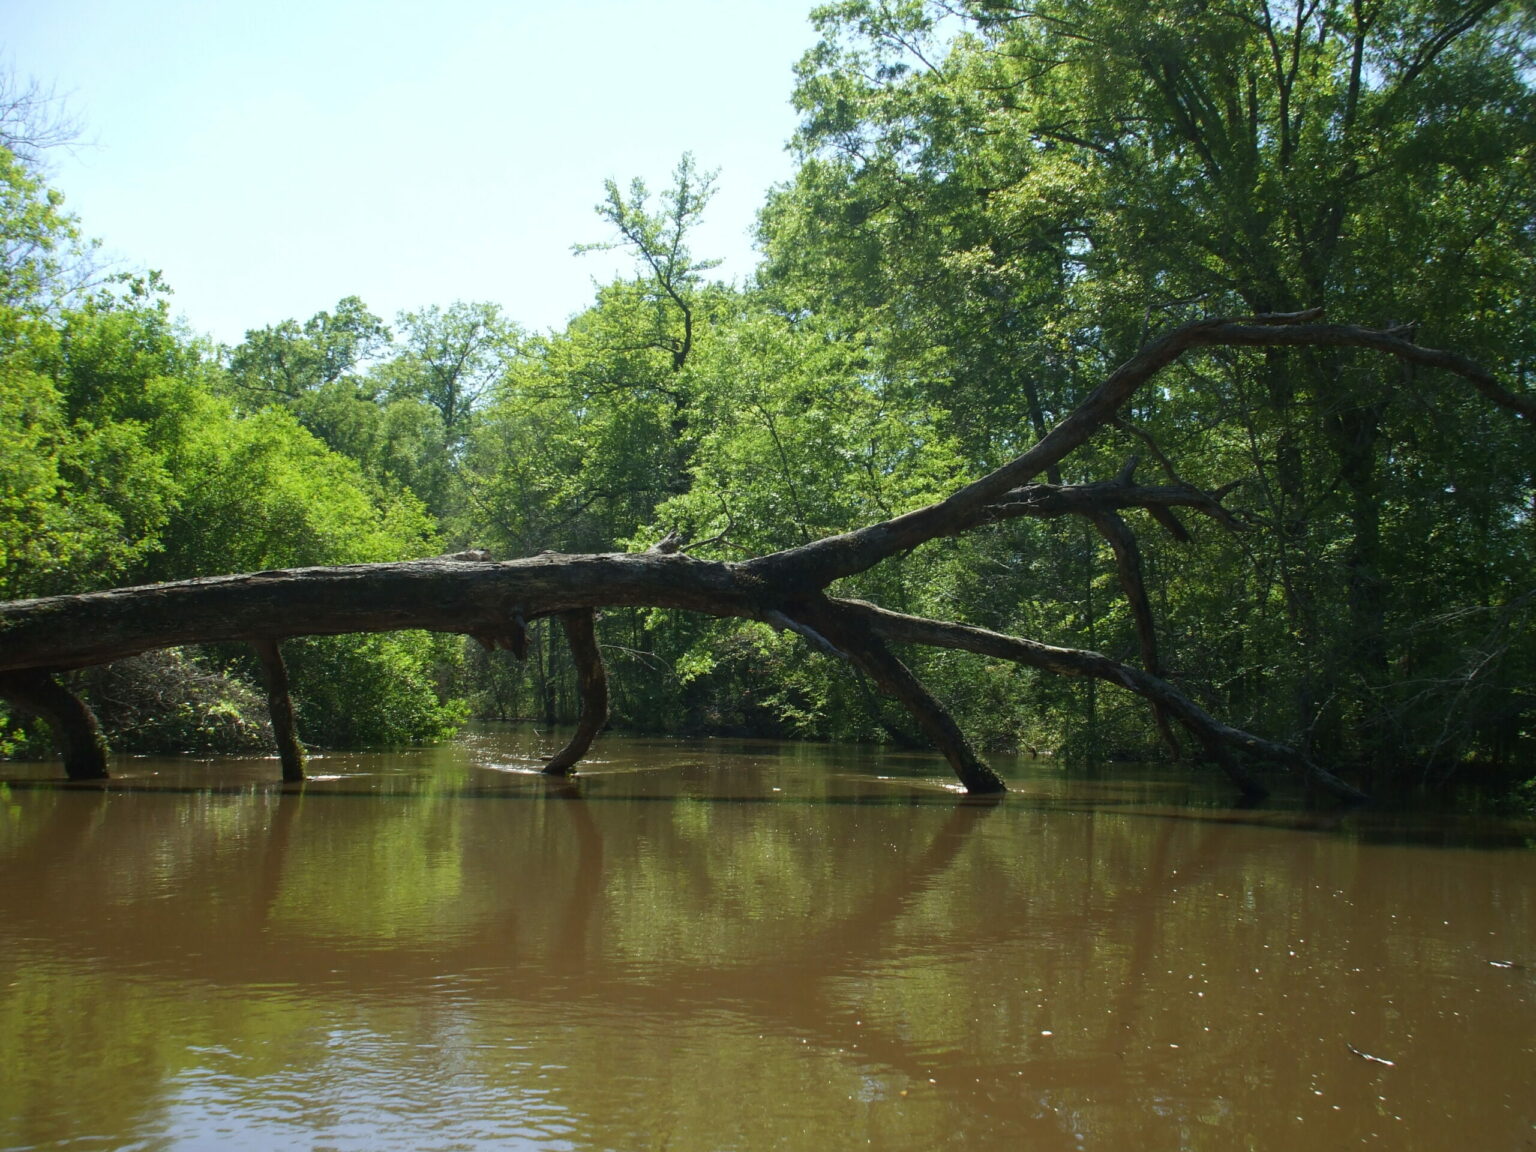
[4,0,821,344]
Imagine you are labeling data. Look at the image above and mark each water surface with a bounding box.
[2,728,1533,1150]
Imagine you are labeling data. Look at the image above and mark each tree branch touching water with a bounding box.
[0,311,1524,798]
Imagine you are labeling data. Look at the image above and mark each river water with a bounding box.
[1,727,1532,1151]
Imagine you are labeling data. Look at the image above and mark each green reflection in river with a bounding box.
[1,731,1533,1151]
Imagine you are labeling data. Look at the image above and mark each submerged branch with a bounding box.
[793,598,1008,795]
[543,610,609,775]
[839,598,1364,801]
[252,637,305,782]
[0,669,109,781]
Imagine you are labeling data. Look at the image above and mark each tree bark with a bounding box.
[0,552,753,674]
[543,610,609,775]
[841,598,1357,800]
[793,597,1008,795]
[251,638,305,782]
[0,669,109,780]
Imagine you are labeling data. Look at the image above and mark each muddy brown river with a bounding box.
[1,727,1532,1150]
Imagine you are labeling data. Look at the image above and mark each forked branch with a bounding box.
[792,597,1007,795]
[742,310,1530,591]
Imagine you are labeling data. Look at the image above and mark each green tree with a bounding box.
[456,159,736,728]
[576,153,721,374]
[0,146,95,311]
[223,296,469,517]
[226,295,391,404]
[761,0,1536,768]
[382,301,517,444]
[357,300,522,522]
[1,268,460,752]
[466,157,733,562]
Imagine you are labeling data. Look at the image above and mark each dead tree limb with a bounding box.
[543,610,609,776]
[980,478,1242,534]
[0,669,109,780]
[251,638,305,782]
[0,553,752,674]
[793,598,1008,795]
[840,598,1359,800]
[1088,510,1182,759]
[742,310,1529,592]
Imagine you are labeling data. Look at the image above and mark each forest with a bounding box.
[1,0,1533,797]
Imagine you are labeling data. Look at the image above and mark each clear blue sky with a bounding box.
[4,0,819,344]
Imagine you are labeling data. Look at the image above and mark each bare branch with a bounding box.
[792,598,1008,795]
[0,72,82,167]
[839,598,1365,801]
[763,610,848,660]
[252,637,305,782]
[0,669,108,780]
[979,478,1243,533]
[542,610,609,775]
[1088,510,1182,759]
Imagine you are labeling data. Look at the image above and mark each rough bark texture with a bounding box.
[0,669,109,780]
[842,599,1358,800]
[252,638,305,782]
[1,312,1525,796]
[0,552,749,675]
[792,597,1008,795]
[543,610,609,776]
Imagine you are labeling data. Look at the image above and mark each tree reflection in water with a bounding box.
[0,733,1533,1150]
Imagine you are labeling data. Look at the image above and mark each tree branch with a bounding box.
[0,553,752,674]
[837,598,1364,801]
[0,669,109,780]
[792,598,1008,795]
[979,477,1242,534]
[252,637,305,782]
[1088,510,1183,759]
[742,310,1530,591]
[543,610,609,775]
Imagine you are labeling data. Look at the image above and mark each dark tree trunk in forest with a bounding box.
[1328,396,1393,761]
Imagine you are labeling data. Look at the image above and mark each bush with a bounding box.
[284,632,467,748]
[77,649,273,755]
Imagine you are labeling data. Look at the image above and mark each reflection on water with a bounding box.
[1,727,1533,1150]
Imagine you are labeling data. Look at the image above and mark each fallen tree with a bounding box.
[2,311,1527,797]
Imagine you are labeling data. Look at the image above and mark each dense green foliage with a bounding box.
[0,140,461,754]
[2,0,1533,785]
[749,0,1536,773]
